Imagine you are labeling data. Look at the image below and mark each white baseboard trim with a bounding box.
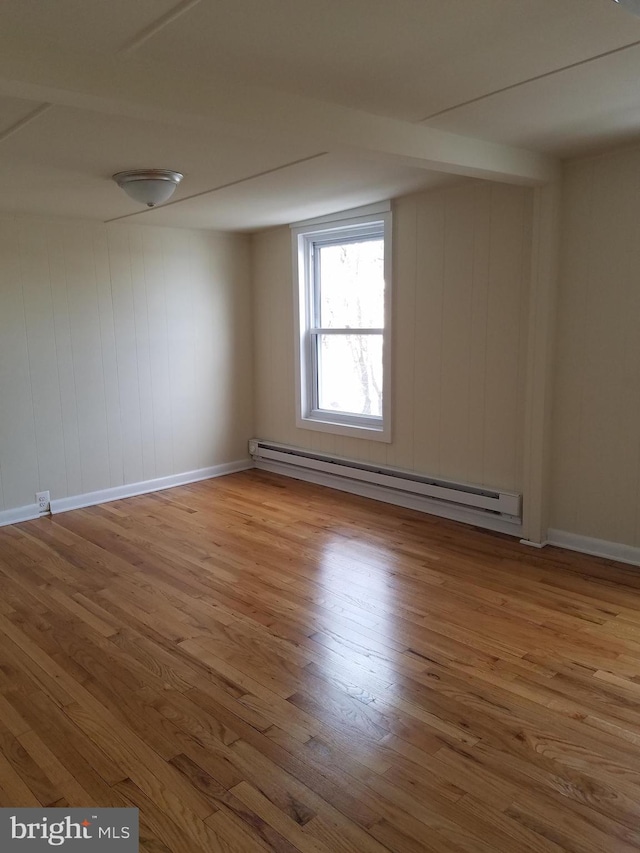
[255,459,523,538]
[49,460,252,515]
[0,503,41,528]
[547,528,640,567]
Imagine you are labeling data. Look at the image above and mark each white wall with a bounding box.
[551,147,640,548]
[252,182,533,492]
[0,215,252,513]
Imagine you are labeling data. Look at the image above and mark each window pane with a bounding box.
[316,334,383,417]
[317,238,384,329]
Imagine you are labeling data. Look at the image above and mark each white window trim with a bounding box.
[291,204,392,442]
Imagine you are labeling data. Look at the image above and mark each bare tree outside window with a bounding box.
[316,238,384,417]
[295,210,391,440]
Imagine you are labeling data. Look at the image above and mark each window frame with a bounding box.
[292,206,392,441]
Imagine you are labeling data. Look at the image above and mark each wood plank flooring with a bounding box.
[1,470,640,851]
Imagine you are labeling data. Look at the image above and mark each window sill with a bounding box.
[297,413,391,442]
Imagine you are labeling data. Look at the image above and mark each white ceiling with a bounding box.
[137,0,640,122]
[1,0,640,230]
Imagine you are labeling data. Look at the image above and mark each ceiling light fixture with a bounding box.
[612,0,640,16]
[112,169,184,207]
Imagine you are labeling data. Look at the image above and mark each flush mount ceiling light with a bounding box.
[112,169,184,207]
[612,0,640,16]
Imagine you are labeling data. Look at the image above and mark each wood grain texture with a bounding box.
[1,470,640,851]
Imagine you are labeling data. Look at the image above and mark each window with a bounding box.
[293,206,391,440]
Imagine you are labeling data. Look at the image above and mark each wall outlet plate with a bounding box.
[36,490,51,513]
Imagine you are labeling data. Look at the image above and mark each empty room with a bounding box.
[2,1,640,851]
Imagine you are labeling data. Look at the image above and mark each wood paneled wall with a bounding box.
[0,215,253,512]
[252,182,533,492]
[551,149,640,547]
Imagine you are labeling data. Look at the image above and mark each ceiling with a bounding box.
[1,0,640,230]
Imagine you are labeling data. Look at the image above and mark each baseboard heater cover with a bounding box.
[249,440,521,523]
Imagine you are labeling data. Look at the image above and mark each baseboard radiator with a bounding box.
[249,439,522,528]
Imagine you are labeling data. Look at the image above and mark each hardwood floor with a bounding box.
[1,471,640,851]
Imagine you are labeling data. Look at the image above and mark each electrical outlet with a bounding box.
[36,490,50,514]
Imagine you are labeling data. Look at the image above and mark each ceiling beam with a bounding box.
[0,40,560,186]
[0,103,52,144]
